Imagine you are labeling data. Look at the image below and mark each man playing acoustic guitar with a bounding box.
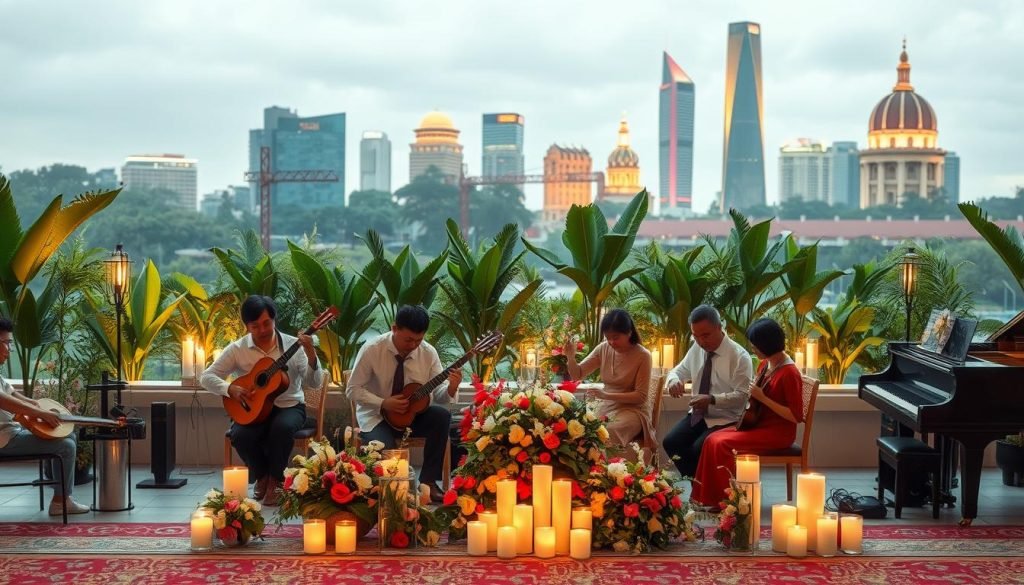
[346,305,462,504]
[0,317,91,516]
[201,296,325,506]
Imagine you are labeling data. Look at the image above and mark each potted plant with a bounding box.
[996,433,1024,487]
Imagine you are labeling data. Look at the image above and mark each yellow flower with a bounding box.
[293,472,310,494]
[509,446,522,457]
[508,424,526,445]
[596,425,610,443]
[590,492,607,519]
[425,530,441,546]
[648,518,664,533]
[475,436,491,452]
[567,420,585,440]
[520,435,533,448]
[457,495,477,516]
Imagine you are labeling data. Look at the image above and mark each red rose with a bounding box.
[476,503,485,514]
[623,503,640,518]
[644,474,656,482]
[654,492,667,506]
[577,342,585,351]
[464,476,477,489]
[505,401,515,408]
[351,460,365,474]
[590,465,603,475]
[216,527,237,540]
[539,452,551,464]
[516,450,529,463]
[518,397,530,409]
[330,482,355,505]
[670,495,683,509]
[390,531,410,548]
[623,475,634,487]
[551,420,568,434]
[443,489,458,506]
[517,478,532,500]
[283,475,294,490]
[641,497,662,513]
[571,480,585,500]
[543,433,561,450]
[453,476,465,490]
[610,486,625,501]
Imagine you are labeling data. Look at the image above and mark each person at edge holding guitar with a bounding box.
[661,305,753,481]
[201,296,325,507]
[690,318,804,507]
[346,305,462,504]
[0,317,90,516]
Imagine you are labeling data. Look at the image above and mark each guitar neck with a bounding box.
[411,351,475,401]
[59,416,122,428]
[269,326,317,374]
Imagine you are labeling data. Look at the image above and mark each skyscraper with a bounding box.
[543,145,592,222]
[659,52,695,216]
[248,106,346,209]
[830,141,860,207]
[360,131,392,193]
[410,111,464,181]
[482,113,525,177]
[721,22,766,212]
[121,154,198,209]
[944,152,961,202]
[778,139,830,203]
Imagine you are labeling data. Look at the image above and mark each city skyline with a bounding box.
[1,1,1022,213]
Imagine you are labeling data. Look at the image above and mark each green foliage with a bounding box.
[358,229,447,327]
[780,239,847,347]
[959,202,1024,293]
[628,243,712,357]
[210,229,279,299]
[469,184,534,245]
[164,273,242,369]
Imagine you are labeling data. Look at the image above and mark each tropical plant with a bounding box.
[959,202,1024,290]
[211,229,279,300]
[436,220,542,380]
[779,239,847,348]
[165,273,242,370]
[521,189,648,350]
[629,243,712,357]
[358,229,447,328]
[0,174,119,393]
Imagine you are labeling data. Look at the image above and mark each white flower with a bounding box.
[556,390,575,406]
[544,402,565,418]
[204,489,219,500]
[567,420,585,440]
[481,416,497,433]
[353,473,373,491]
[684,510,696,524]
[607,461,628,480]
[293,472,310,495]
[641,480,657,495]
[248,500,262,512]
[498,392,513,405]
[213,512,226,530]
[738,501,750,515]
[367,440,385,452]
[533,421,546,437]
[284,467,299,479]
[240,503,250,513]
[324,444,337,463]
[419,483,431,506]
[534,394,553,410]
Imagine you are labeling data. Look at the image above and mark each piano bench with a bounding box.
[876,436,941,519]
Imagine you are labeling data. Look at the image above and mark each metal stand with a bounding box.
[85,372,135,512]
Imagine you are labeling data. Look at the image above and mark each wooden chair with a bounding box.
[224,374,332,465]
[0,453,68,524]
[753,375,821,500]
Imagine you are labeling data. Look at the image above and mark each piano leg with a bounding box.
[956,438,992,527]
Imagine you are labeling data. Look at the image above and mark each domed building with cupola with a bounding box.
[409,110,464,181]
[603,116,644,201]
[859,42,948,208]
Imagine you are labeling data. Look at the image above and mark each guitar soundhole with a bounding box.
[256,372,269,387]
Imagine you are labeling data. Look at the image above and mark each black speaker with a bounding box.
[136,401,187,489]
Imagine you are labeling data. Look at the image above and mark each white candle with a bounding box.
[497,526,517,559]
[569,528,591,560]
[796,472,826,551]
[652,348,661,370]
[817,513,838,557]
[335,520,356,554]
[840,514,863,554]
[194,346,206,379]
[532,465,552,528]
[222,466,248,500]
[513,504,533,554]
[478,511,498,552]
[190,510,213,550]
[787,524,807,558]
[771,504,797,553]
[497,479,517,527]
[571,507,592,531]
[662,342,675,369]
[805,339,818,378]
[534,526,556,559]
[467,520,488,556]
[303,519,326,554]
[552,479,572,554]
[735,454,760,483]
[794,349,805,372]
[525,348,538,367]
[181,336,194,382]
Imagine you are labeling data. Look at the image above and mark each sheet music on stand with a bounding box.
[918,308,978,364]
[180,388,214,475]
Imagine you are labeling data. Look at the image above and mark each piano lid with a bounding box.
[986,309,1024,342]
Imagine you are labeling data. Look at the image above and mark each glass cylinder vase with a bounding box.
[732,480,761,552]
[378,474,417,552]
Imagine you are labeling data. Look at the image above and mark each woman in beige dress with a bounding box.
[564,309,654,455]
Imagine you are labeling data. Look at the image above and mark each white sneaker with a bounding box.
[49,499,91,516]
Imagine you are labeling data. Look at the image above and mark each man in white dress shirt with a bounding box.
[662,305,753,479]
[346,305,461,503]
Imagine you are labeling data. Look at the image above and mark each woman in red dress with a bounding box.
[690,318,804,506]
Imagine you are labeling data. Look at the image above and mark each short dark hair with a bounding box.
[689,304,722,327]
[746,318,786,356]
[600,308,641,345]
[0,317,12,334]
[240,295,277,324]
[395,305,430,334]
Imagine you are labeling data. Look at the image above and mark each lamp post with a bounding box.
[104,244,132,388]
[900,247,921,342]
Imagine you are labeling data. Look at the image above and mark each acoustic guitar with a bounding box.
[735,364,772,432]
[383,330,503,431]
[223,306,339,426]
[17,398,126,440]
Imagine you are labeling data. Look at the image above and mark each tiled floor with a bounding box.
[0,464,1021,526]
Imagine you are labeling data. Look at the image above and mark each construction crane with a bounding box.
[243,146,340,250]
[457,172,605,237]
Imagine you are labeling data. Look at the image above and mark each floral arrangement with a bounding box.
[585,446,700,552]
[713,477,753,550]
[540,314,587,379]
[275,437,379,528]
[198,489,266,545]
[442,377,610,539]
[378,477,458,548]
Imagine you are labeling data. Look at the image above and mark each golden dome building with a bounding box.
[859,42,947,208]
[409,111,464,181]
[603,116,644,201]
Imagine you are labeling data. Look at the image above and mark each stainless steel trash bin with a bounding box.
[95,439,129,510]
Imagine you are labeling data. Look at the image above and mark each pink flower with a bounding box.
[721,514,737,531]
[641,497,662,513]
[321,470,337,487]
[224,499,240,512]
[623,475,634,487]
[405,507,420,522]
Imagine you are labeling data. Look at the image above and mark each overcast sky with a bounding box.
[1,0,1022,213]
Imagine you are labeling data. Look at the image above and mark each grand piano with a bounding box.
[859,314,1024,525]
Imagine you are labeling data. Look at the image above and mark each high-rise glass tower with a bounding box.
[482,113,525,177]
[830,141,860,207]
[944,152,960,202]
[659,52,695,216]
[360,131,392,193]
[721,22,766,212]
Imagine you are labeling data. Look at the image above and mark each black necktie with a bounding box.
[690,351,715,426]
[391,354,406,396]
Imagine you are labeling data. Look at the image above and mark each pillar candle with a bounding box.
[771,504,797,553]
[794,349,805,372]
[222,466,248,500]
[478,511,498,552]
[571,507,592,531]
[194,346,206,378]
[303,519,326,554]
[335,520,356,554]
[662,342,675,369]
[651,348,661,370]
[532,465,552,528]
[525,348,538,367]
[817,513,838,557]
[496,526,517,559]
[786,525,807,558]
[181,337,195,381]
[735,454,760,483]
[796,472,826,551]
[189,510,213,550]
[513,504,533,554]
[551,479,572,554]
[467,520,488,556]
[569,528,591,560]
[840,514,863,554]
[805,339,818,378]
[534,526,556,559]
[497,479,517,527]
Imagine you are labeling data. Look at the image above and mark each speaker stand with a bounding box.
[136,477,187,489]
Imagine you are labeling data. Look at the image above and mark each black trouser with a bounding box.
[229,403,306,483]
[662,414,728,478]
[361,405,451,485]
